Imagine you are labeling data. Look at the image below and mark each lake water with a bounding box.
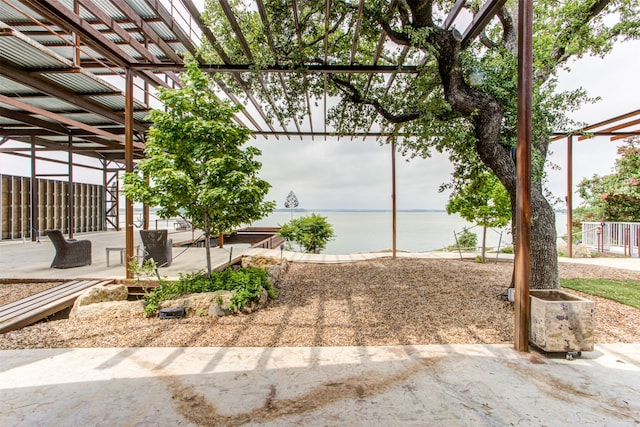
[138,210,568,254]
[249,210,569,254]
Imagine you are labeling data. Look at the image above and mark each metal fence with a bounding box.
[581,221,640,256]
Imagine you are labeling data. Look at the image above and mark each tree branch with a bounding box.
[329,75,421,123]
[535,0,612,82]
[497,6,516,52]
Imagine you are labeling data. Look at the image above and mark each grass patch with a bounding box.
[561,278,640,309]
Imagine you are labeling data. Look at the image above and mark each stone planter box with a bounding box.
[529,290,595,353]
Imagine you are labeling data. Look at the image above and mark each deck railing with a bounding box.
[581,221,640,256]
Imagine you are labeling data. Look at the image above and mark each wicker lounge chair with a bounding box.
[140,229,173,267]
[45,229,92,268]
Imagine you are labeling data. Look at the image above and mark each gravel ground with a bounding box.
[1,258,639,349]
[0,281,63,306]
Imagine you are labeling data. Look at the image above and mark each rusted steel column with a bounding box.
[567,136,573,258]
[68,135,74,239]
[30,137,39,241]
[391,141,397,259]
[125,69,134,279]
[514,0,533,352]
[143,174,150,230]
[73,0,80,66]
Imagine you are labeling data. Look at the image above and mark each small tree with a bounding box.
[446,172,511,262]
[279,214,335,253]
[578,138,640,222]
[284,190,299,219]
[123,57,276,275]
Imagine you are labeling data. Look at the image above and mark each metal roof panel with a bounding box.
[15,97,81,111]
[124,0,159,19]
[0,77,40,95]
[0,27,71,69]
[40,71,120,94]
[0,0,44,22]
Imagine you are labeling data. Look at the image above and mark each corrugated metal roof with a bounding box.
[125,0,160,19]
[41,72,120,94]
[0,77,39,95]
[0,0,189,160]
[89,95,148,112]
[89,0,128,21]
[14,97,81,111]
[57,112,117,124]
[0,117,24,126]
[0,0,43,21]
[0,29,70,69]
[147,21,178,41]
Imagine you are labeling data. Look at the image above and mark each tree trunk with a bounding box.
[204,212,212,277]
[481,224,487,263]
[432,28,560,289]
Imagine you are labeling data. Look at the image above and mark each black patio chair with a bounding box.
[45,229,92,268]
[140,229,173,267]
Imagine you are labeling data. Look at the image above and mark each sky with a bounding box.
[254,38,640,211]
[1,38,638,212]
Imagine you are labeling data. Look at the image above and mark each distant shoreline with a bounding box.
[273,208,447,213]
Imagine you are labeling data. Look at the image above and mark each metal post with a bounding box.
[143,174,150,230]
[30,138,39,241]
[68,135,74,239]
[391,140,397,259]
[567,136,573,258]
[125,69,134,279]
[514,0,533,352]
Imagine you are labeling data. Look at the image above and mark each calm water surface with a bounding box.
[250,211,569,254]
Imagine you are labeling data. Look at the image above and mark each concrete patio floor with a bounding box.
[0,344,638,426]
[2,229,638,281]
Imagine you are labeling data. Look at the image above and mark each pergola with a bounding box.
[552,109,640,257]
[2,0,611,352]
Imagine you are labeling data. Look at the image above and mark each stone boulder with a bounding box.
[240,288,269,314]
[241,255,289,285]
[159,292,220,317]
[74,284,128,307]
[70,300,145,319]
[209,291,234,317]
[242,255,281,269]
[70,284,129,317]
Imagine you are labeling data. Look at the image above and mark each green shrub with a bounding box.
[143,267,276,317]
[448,229,478,251]
[499,245,514,254]
[279,213,335,253]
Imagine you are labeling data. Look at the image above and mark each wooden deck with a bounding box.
[0,279,113,334]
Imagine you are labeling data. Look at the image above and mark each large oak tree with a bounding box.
[200,0,639,288]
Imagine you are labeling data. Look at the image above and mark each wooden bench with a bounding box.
[0,279,113,334]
